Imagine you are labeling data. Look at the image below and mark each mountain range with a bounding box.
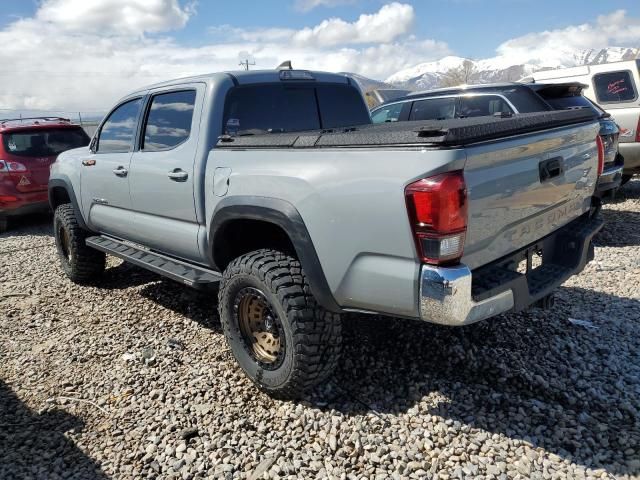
[348,47,640,93]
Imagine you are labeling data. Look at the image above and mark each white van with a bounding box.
[523,60,640,183]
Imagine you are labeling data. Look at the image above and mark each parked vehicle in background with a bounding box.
[0,118,90,232]
[50,69,603,399]
[521,60,640,184]
[370,82,622,197]
[364,88,411,108]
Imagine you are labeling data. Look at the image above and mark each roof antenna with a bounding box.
[277,60,292,70]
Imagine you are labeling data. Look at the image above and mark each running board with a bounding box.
[86,236,221,288]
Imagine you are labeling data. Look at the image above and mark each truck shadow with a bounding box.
[98,261,160,290]
[323,286,639,477]
[595,208,640,247]
[0,213,52,239]
[138,279,221,332]
[0,380,107,479]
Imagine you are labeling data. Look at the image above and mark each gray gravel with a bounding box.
[1,181,639,480]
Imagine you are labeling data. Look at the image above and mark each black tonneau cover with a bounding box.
[217,109,598,149]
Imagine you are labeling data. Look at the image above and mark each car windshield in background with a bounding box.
[3,128,90,157]
[593,71,637,103]
[223,84,370,134]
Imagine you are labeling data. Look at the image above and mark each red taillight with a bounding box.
[405,171,468,265]
[596,135,604,176]
[0,195,18,203]
[636,116,640,143]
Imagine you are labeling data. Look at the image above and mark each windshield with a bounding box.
[222,83,371,135]
[3,128,90,157]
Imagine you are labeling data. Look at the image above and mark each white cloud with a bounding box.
[216,2,415,47]
[294,0,357,13]
[0,1,451,112]
[291,2,415,46]
[495,9,640,66]
[36,0,194,34]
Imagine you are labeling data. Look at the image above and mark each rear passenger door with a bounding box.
[127,84,204,262]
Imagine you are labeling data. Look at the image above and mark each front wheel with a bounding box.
[54,204,105,284]
[218,249,342,399]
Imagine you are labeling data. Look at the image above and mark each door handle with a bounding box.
[539,157,564,182]
[113,166,128,177]
[168,169,188,182]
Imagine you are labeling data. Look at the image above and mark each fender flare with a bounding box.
[209,196,341,313]
[48,177,89,231]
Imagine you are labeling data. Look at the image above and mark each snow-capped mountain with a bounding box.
[385,47,640,91]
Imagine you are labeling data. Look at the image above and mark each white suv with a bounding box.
[522,60,640,184]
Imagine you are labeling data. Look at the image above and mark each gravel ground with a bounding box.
[1,181,639,480]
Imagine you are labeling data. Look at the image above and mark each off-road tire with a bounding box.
[0,217,7,234]
[54,204,105,284]
[621,174,634,186]
[218,249,342,399]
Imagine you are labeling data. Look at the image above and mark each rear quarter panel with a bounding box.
[206,147,466,317]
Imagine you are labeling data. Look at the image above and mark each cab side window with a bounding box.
[371,103,404,123]
[142,90,197,151]
[97,98,143,154]
[593,71,637,103]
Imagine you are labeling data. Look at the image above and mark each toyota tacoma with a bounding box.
[49,69,603,398]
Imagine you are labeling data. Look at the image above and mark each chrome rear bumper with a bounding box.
[419,264,513,326]
[419,212,603,327]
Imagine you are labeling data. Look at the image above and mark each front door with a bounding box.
[127,85,203,262]
[80,97,144,238]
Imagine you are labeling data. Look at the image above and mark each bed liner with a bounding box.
[216,109,598,149]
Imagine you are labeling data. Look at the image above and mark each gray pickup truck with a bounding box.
[49,69,604,398]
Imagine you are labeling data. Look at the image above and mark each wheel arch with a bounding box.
[209,196,341,313]
[48,177,88,230]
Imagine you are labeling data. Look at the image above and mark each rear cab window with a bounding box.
[3,128,89,157]
[593,71,637,103]
[222,83,370,135]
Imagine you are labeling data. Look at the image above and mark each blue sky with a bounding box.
[2,0,638,59]
[0,0,638,112]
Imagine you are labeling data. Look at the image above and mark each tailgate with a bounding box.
[462,120,600,270]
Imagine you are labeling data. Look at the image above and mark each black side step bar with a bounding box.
[86,236,221,288]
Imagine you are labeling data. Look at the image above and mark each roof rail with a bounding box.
[0,116,71,125]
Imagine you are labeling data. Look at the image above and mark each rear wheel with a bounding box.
[54,204,105,283]
[218,249,342,399]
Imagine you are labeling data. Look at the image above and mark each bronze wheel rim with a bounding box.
[59,226,72,262]
[234,287,284,368]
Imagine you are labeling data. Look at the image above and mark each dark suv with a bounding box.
[0,117,89,232]
[371,82,623,196]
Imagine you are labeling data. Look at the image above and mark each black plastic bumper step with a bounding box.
[86,236,221,288]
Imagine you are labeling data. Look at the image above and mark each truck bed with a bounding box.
[217,110,598,149]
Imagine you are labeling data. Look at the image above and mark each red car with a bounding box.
[0,117,89,232]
